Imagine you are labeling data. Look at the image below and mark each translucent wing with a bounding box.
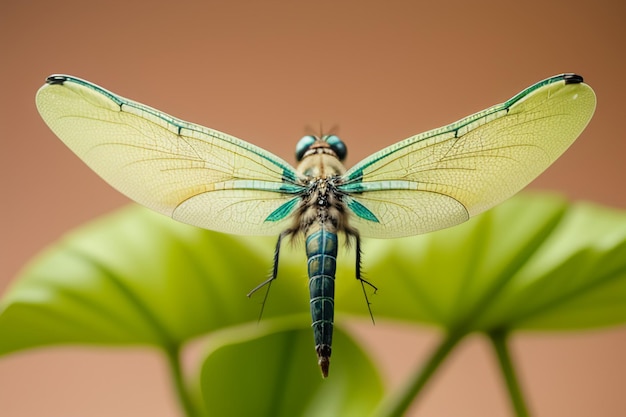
[339,74,596,238]
[36,75,303,236]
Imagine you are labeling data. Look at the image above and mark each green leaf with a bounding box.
[343,193,626,332]
[3,193,625,357]
[2,192,624,363]
[199,320,383,417]
[0,206,308,355]
[3,193,623,417]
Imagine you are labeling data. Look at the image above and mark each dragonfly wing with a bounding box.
[340,74,596,238]
[36,75,303,236]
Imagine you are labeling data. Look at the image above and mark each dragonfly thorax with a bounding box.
[291,177,348,236]
[291,136,353,237]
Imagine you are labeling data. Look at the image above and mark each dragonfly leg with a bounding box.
[247,231,289,321]
[348,230,377,324]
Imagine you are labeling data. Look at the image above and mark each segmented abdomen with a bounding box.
[305,227,337,377]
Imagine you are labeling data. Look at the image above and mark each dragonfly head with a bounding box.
[295,134,347,162]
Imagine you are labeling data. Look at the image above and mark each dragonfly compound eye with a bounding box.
[324,135,347,161]
[295,135,317,161]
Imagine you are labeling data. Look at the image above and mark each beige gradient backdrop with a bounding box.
[1,0,625,416]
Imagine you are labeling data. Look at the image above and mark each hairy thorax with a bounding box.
[290,150,354,237]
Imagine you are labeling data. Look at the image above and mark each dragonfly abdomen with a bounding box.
[305,227,338,378]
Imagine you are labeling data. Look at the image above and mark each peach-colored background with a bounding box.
[1,0,625,416]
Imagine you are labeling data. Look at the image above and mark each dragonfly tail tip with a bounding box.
[316,344,331,378]
[318,357,330,378]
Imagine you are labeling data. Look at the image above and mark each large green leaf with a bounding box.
[0,207,309,354]
[2,193,625,357]
[2,192,625,417]
[344,193,626,332]
[199,320,383,417]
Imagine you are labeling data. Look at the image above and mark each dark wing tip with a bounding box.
[563,73,584,85]
[45,75,69,85]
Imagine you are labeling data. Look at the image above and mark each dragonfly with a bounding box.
[36,73,596,377]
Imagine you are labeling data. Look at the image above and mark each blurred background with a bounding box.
[1,0,624,415]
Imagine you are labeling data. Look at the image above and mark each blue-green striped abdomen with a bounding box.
[305,228,337,377]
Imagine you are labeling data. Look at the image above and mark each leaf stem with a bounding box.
[371,330,464,417]
[165,345,200,417]
[489,330,530,417]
